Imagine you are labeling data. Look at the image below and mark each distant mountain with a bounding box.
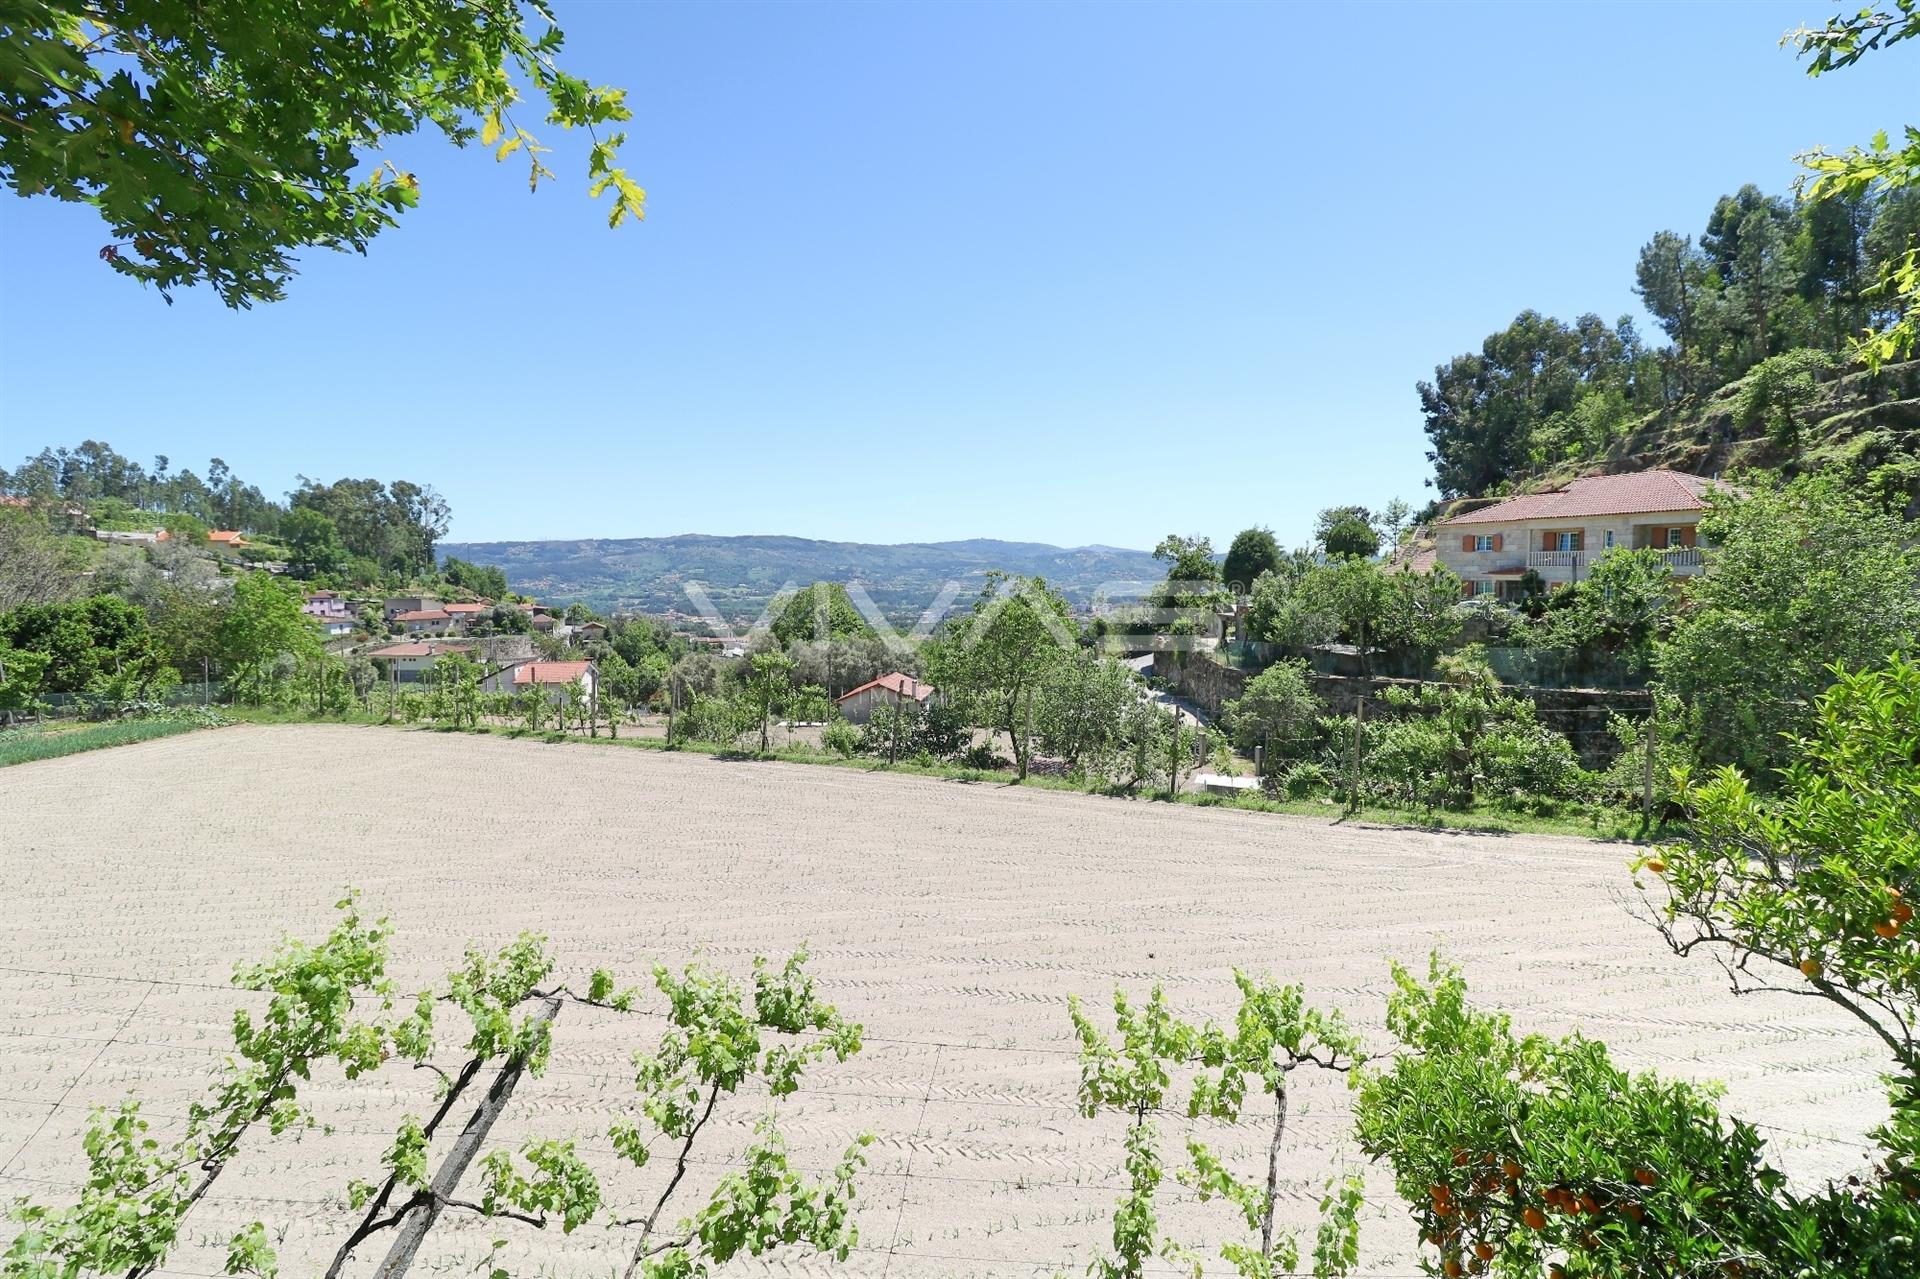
[437,532,1163,625]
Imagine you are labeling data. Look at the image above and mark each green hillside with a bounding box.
[1455,357,1920,515]
[435,533,1164,624]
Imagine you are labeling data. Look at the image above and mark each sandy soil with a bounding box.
[0,724,1890,1278]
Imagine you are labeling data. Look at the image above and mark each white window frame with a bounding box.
[1604,530,1615,549]
[1474,534,1494,552]
[1667,526,1687,547]
[1555,531,1578,552]
[1471,579,1495,597]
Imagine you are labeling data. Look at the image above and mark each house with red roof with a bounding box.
[1434,469,1721,600]
[835,672,936,726]
[365,641,474,683]
[481,659,599,707]
[393,608,455,636]
[441,601,490,628]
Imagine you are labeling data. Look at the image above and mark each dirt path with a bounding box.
[0,724,1889,1277]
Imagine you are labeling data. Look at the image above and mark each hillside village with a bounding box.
[1,428,1901,827]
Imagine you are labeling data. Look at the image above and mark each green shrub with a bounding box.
[821,719,858,758]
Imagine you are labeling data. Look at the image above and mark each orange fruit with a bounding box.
[1502,1160,1523,1180]
[1633,1167,1659,1187]
[1895,901,1914,924]
[1645,858,1667,874]
[1474,1242,1495,1262]
[1800,958,1822,979]
[1522,1206,1547,1231]
[1875,919,1901,939]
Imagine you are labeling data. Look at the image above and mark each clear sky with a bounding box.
[0,1,1908,551]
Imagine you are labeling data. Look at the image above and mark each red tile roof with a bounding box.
[1441,470,1717,526]
[443,602,488,613]
[514,660,595,686]
[366,642,473,658]
[394,609,451,622]
[209,529,247,544]
[837,672,933,704]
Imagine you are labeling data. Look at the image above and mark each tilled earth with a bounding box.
[0,724,1890,1277]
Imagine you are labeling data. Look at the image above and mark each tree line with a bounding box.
[1420,179,1920,499]
[2,440,452,577]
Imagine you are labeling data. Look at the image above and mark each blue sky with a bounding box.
[0,1,1908,551]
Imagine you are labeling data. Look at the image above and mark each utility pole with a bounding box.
[1346,688,1366,815]
[1167,710,1181,798]
[1641,709,1657,830]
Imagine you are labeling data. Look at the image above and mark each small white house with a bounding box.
[481,659,599,708]
[365,641,474,684]
[835,673,935,726]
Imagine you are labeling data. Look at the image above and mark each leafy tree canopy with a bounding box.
[442,557,510,601]
[1,0,642,306]
[1658,470,1920,774]
[769,582,875,646]
[1151,534,1219,584]
[1220,527,1280,596]
[1313,506,1380,560]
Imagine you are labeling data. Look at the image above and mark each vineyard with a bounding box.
[0,724,1893,1276]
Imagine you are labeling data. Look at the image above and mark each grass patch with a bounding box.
[0,717,215,767]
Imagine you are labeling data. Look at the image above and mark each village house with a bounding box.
[393,608,456,636]
[208,529,248,549]
[315,616,358,640]
[481,659,598,707]
[442,601,490,628]
[835,672,936,726]
[365,641,474,684]
[575,620,608,641]
[1433,469,1718,601]
[383,595,439,620]
[302,591,352,620]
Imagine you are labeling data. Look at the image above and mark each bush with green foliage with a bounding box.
[1224,658,1322,774]
[1356,651,1590,813]
[1336,659,1920,1277]
[1658,471,1919,775]
[820,718,858,758]
[0,594,176,706]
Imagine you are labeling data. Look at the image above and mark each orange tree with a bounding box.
[1350,657,1920,1277]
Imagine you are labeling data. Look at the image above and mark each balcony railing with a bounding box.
[1523,546,1704,573]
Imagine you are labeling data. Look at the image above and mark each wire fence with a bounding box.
[20,684,228,723]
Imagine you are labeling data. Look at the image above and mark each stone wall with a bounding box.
[1155,654,1649,768]
[1151,653,1249,713]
